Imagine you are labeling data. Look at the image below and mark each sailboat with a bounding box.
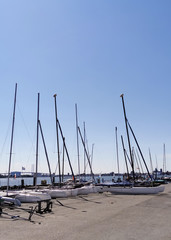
[44,101,101,198]
[6,86,51,203]
[36,94,78,199]
[105,94,165,195]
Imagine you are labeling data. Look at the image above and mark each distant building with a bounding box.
[11,171,21,177]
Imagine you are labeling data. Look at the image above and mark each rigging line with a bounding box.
[0,95,16,159]
[77,126,95,182]
[132,147,141,175]
[83,126,91,174]
[16,104,35,147]
[25,129,36,169]
[127,120,152,180]
[38,120,53,185]
[54,151,62,175]
[149,148,154,175]
[120,94,135,181]
[0,118,11,159]
[57,119,75,181]
[115,127,120,175]
[16,104,36,168]
[136,149,144,175]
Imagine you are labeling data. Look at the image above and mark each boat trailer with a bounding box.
[0,199,53,221]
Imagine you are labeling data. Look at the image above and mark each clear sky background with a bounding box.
[0,0,171,175]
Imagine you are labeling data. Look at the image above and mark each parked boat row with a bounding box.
[0,86,166,211]
[0,180,166,207]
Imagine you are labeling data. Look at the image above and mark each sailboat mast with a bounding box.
[77,126,95,182]
[90,143,94,167]
[62,137,65,182]
[57,119,75,182]
[115,127,120,175]
[7,83,17,194]
[33,93,40,187]
[121,135,129,179]
[149,148,153,177]
[163,143,166,174]
[38,120,53,185]
[53,94,61,187]
[120,94,135,181]
[75,104,80,181]
[83,122,86,176]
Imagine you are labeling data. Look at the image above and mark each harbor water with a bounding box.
[0,174,119,187]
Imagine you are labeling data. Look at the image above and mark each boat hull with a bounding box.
[77,185,99,195]
[105,185,165,195]
[7,190,51,203]
[0,196,21,206]
[41,188,78,198]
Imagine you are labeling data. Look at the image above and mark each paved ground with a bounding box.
[0,184,171,240]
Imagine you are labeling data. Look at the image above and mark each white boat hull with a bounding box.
[7,190,51,203]
[41,188,78,198]
[105,185,165,195]
[15,194,42,203]
[77,185,99,195]
[0,196,21,206]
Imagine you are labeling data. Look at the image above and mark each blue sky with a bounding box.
[0,0,171,175]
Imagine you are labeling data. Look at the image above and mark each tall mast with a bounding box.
[90,143,94,167]
[83,122,86,176]
[7,83,17,194]
[78,126,95,182]
[75,104,80,181]
[120,94,135,181]
[155,155,158,179]
[149,148,153,176]
[62,137,65,182]
[33,93,40,187]
[53,94,61,187]
[57,120,75,182]
[39,120,53,185]
[115,127,120,175]
[163,143,166,174]
[121,135,129,179]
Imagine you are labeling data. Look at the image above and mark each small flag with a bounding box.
[22,167,25,170]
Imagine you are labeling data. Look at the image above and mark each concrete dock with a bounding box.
[1,184,171,240]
